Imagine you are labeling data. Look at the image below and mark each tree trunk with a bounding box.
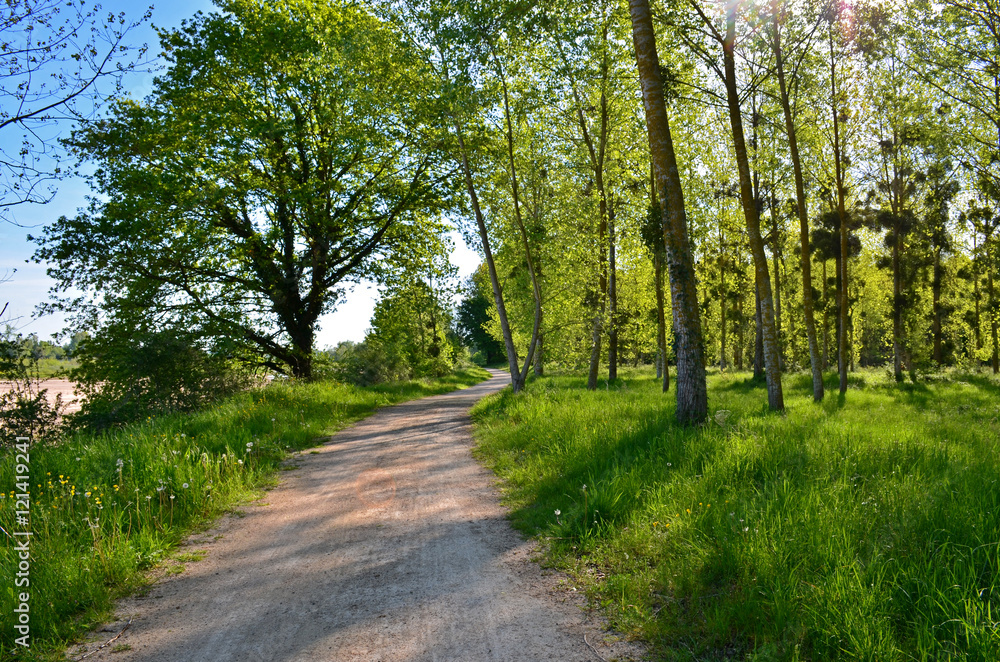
[754,292,764,379]
[933,246,943,364]
[493,47,542,388]
[892,221,903,382]
[822,259,829,371]
[829,22,849,395]
[587,308,603,389]
[772,3,822,399]
[719,229,728,372]
[990,260,998,373]
[562,33,610,392]
[735,292,744,370]
[974,232,982,352]
[628,0,707,424]
[609,203,619,381]
[453,117,522,392]
[769,190,784,371]
[655,252,670,392]
[722,10,783,410]
[534,331,544,376]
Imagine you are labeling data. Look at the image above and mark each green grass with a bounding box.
[0,367,489,661]
[34,358,77,379]
[471,367,1000,661]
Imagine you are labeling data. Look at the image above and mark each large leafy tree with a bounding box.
[32,0,452,379]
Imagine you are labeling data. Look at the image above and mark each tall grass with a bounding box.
[471,367,1000,661]
[0,367,489,660]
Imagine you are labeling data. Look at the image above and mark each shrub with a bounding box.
[315,341,408,386]
[69,327,251,430]
[0,333,65,448]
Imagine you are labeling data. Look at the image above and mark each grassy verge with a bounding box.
[0,367,489,660]
[471,367,1000,661]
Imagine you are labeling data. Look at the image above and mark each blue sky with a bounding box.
[1,0,479,347]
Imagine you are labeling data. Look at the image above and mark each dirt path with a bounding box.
[73,370,644,662]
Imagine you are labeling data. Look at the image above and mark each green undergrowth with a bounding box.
[0,367,489,660]
[471,367,1000,661]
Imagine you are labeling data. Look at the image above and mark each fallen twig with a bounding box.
[75,616,132,660]
[584,633,607,661]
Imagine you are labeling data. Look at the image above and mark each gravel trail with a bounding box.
[74,370,643,662]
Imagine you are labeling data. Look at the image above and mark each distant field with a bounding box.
[35,358,77,379]
[0,378,81,414]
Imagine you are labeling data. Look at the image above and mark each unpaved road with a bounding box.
[74,370,644,662]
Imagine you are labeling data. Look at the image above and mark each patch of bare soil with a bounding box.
[71,370,646,662]
[0,378,81,414]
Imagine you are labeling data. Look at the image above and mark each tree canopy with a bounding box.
[32,0,455,379]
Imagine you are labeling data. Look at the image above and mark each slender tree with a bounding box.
[628,0,707,424]
[770,0,824,400]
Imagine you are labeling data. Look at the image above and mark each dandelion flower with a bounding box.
[554,509,561,516]
[182,483,189,489]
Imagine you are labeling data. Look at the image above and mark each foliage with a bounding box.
[31,0,453,378]
[68,325,252,431]
[314,341,406,387]
[0,367,489,656]
[0,332,65,447]
[365,274,462,381]
[0,0,151,218]
[472,368,1000,661]
[456,266,507,366]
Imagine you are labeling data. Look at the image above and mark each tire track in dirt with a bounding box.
[74,370,644,662]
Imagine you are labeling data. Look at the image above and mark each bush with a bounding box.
[314,341,408,386]
[70,327,251,430]
[0,333,66,448]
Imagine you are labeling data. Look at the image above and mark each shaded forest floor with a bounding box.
[471,367,1000,661]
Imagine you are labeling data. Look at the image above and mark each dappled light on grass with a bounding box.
[471,367,1000,661]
